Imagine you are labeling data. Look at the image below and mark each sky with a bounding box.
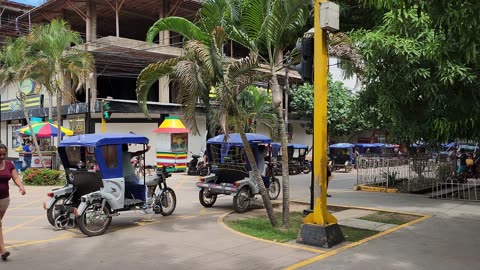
[10,0,44,7]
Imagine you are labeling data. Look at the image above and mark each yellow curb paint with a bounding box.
[5,232,75,249]
[4,215,45,234]
[284,215,431,270]
[354,185,399,193]
[217,212,326,254]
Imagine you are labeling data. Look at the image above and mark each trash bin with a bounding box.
[14,160,23,172]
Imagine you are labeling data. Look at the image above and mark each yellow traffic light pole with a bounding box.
[297,0,343,248]
[303,0,338,226]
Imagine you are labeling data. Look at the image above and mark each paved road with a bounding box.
[3,170,480,270]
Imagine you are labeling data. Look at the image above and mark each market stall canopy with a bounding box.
[17,122,74,137]
[153,116,190,133]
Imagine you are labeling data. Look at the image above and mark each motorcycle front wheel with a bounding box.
[268,178,281,200]
[77,202,112,237]
[157,188,177,216]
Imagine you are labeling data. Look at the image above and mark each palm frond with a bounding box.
[266,0,309,50]
[146,17,209,44]
[136,58,179,117]
[175,60,210,135]
[227,52,259,81]
[183,40,217,80]
[199,0,242,31]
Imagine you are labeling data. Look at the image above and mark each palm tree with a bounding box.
[0,37,46,168]
[226,0,311,228]
[137,0,279,226]
[237,86,277,134]
[25,19,94,147]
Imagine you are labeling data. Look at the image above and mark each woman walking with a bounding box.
[0,143,27,261]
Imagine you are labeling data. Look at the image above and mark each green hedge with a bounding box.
[22,168,64,186]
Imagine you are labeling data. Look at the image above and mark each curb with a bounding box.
[354,184,399,193]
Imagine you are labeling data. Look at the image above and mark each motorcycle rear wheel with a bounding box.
[77,202,112,237]
[199,188,217,207]
[46,195,68,227]
[233,186,251,213]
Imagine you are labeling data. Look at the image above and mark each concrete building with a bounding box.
[0,0,312,165]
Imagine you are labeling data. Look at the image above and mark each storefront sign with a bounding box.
[0,94,44,112]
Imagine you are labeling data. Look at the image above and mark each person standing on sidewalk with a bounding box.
[447,146,457,175]
[0,143,27,260]
[21,140,33,171]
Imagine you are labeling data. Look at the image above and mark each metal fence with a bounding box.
[357,154,480,201]
[356,154,452,193]
[430,180,480,201]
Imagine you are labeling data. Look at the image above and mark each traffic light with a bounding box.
[102,100,112,120]
[295,37,314,83]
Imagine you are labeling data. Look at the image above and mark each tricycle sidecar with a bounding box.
[196,133,281,213]
[45,133,176,236]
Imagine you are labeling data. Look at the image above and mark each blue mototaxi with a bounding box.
[328,143,355,172]
[354,143,381,154]
[196,133,281,213]
[49,133,176,236]
[270,142,311,175]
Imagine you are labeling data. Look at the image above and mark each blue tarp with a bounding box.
[207,133,271,146]
[59,133,149,147]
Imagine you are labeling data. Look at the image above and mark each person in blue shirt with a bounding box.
[22,140,33,171]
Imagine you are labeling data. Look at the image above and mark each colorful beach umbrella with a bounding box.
[18,122,74,137]
[153,116,190,133]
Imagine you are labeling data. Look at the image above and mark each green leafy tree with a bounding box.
[357,1,480,141]
[290,76,374,138]
[351,8,478,142]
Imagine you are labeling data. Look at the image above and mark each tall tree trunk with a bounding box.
[270,72,290,228]
[56,90,62,149]
[239,131,278,227]
[18,93,46,168]
[56,71,65,155]
[48,92,53,123]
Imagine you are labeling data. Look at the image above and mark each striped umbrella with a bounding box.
[18,122,74,138]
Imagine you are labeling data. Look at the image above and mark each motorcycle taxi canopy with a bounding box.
[207,133,271,171]
[59,133,149,147]
[207,133,271,146]
[58,133,149,179]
